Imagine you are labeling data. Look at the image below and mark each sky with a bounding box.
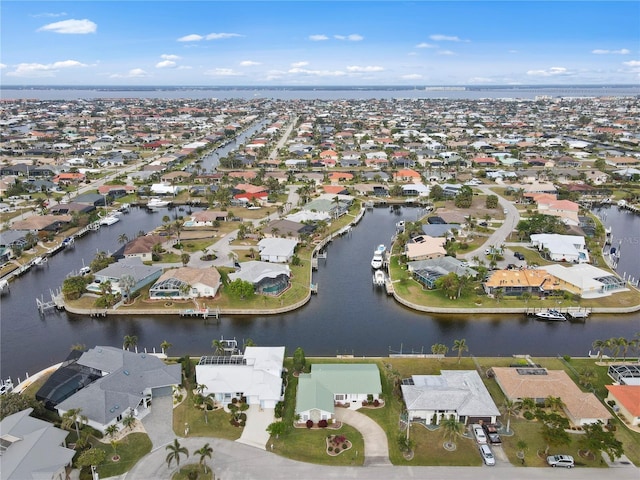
[1,1,639,86]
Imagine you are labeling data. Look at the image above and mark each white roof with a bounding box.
[541,264,615,292]
[530,234,585,256]
[258,238,298,258]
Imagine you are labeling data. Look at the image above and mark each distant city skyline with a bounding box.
[2,1,639,86]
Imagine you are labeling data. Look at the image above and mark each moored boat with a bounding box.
[99,215,120,226]
[371,244,386,269]
[535,309,567,321]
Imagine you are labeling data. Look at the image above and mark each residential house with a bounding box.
[0,408,75,480]
[405,235,447,261]
[540,264,626,298]
[401,370,500,425]
[262,219,315,240]
[295,364,382,422]
[123,235,166,262]
[86,257,163,298]
[56,346,181,434]
[492,367,611,426]
[195,346,285,409]
[12,214,72,232]
[257,238,298,263]
[189,210,228,226]
[228,261,291,296]
[408,257,478,289]
[530,233,590,263]
[483,268,559,297]
[149,267,221,299]
[605,385,640,427]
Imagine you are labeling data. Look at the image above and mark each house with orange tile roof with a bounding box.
[492,367,611,426]
[52,172,85,185]
[328,172,353,183]
[483,268,560,297]
[606,385,640,427]
[472,156,498,166]
[394,168,422,184]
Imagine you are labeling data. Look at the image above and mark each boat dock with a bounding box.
[525,307,591,319]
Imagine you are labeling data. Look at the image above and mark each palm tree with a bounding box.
[195,443,214,473]
[619,337,630,361]
[502,399,521,433]
[105,424,120,439]
[165,438,189,469]
[117,233,129,245]
[609,337,624,362]
[441,415,463,446]
[123,334,138,352]
[122,414,136,431]
[160,340,172,355]
[452,339,468,364]
[203,394,216,424]
[520,397,536,415]
[592,339,609,361]
[544,396,565,412]
[212,339,225,355]
[61,408,88,439]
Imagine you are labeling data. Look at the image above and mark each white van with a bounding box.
[473,424,487,444]
[479,444,495,466]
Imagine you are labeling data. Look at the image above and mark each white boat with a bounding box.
[99,215,120,226]
[371,244,386,269]
[147,198,170,209]
[536,309,567,321]
[373,269,386,286]
[0,378,14,395]
[396,220,405,233]
[61,236,75,248]
[118,203,131,213]
[33,256,47,266]
[0,279,9,294]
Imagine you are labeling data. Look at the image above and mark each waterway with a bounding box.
[0,206,638,383]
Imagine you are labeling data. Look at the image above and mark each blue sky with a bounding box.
[1,1,639,86]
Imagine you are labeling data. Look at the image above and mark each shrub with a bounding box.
[367,394,374,402]
[334,448,340,454]
[607,400,616,407]
[328,446,333,452]
[563,355,571,362]
[342,443,348,450]
[318,419,328,428]
[523,411,535,420]
[362,400,368,406]
[240,413,247,421]
[232,397,238,404]
[306,420,313,429]
[373,399,380,407]
[274,401,284,418]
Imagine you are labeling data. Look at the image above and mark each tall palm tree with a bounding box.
[502,399,521,433]
[212,339,225,355]
[452,339,468,364]
[160,340,172,355]
[203,394,216,424]
[122,414,136,431]
[61,408,88,439]
[117,233,129,245]
[592,339,609,362]
[441,415,463,446]
[609,337,624,362]
[105,424,120,439]
[196,443,214,473]
[123,334,138,352]
[165,438,189,469]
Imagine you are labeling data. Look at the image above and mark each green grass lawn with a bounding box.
[405,424,482,466]
[172,390,242,441]
[172,464,213,480]
[91,432,152,478]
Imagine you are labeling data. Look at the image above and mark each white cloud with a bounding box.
[205,32,243,40]
[401,74,423,80]
[346,65,384,72]
[334,34,363,41]
[291,61,309,68]
[0,63,6,69]
[468,77,494,83]
[623,60,640,67]
[592,49,631,55]
[110,68,149,78]
[239,60,261,67]
[287,67,346,77]
[526,66,573,77]
[430,34,463,42]
[161,54,181,61]
[204,68,243,77]
[309,34,329,41]
[6,60,87,77]
[156,60,176,69]
[37,19,96,34]
[32,12,67,18]
[178,34,204,42]
[437,50,456,56]
[508,50,518,54]
[415,42,436,49]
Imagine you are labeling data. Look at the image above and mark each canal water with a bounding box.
[1,206,639,382]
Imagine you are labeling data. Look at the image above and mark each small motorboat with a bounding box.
[147,198,171,209]
[535,309,566,321]
[99,215,120,226]
[373,269,386,286]
[371,244,386,269]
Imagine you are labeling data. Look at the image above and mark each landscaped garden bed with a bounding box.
[326,434,352,456]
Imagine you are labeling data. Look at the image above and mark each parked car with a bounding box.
[482,424,502,445]
[479,444,495,466]
[472,424,487,444]
[547,454,574,468]
[514,252,525,260]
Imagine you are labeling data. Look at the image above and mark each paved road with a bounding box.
[122,436,639,480]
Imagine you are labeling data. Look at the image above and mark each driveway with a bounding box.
[237,405,275,450]
[334,408,392,466]
[141,395,176,450]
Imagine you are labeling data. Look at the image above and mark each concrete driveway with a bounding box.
[141,395,176,450]
[237,405,275,450]
[334,408,391,466]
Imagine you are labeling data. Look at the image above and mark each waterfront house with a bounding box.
[530,233,590,263]
[12,214,72,232]
[483,268,559,297]
[149,267,221,299]
[605,385,640,427]
[408,257,478,289]
[405,235,446,261]
[228,261,291,296]
[56,346,181,434]
[262,219,315,240]
[492,367,611,426]
[540,264,626,298]
[0,408,75,480]
[86,257,162,298]
[195,346,285,409]
[123,235,166,262]
[257,237,298,263]
[295,364,383,423]
[401,370,500,425]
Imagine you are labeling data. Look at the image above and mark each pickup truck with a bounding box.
[482,424,502,445]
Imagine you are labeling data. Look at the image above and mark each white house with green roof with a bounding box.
[295,364,382,423]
